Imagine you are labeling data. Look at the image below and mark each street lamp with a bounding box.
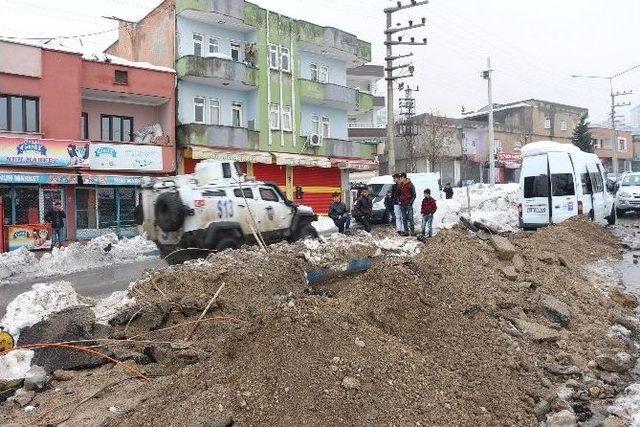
[572,64,640,179]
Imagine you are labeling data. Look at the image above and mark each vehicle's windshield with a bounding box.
[369,183,393,203]
[621,174,640,186]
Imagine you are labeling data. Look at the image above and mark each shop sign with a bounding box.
[82,174,141,186]
[0,173,78,184]
[89,143,163,172]
[6,224,53,251]
[0,137,89,168]
[497,152,522,168]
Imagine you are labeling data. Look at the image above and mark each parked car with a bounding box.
[519,141,615,229]
[615,172,640,216]
[367,172,441,223]
[138,159,318,263]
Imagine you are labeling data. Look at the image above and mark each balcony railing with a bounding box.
[299,79,357,110]
[176,55,258,89]
[347,122,386,128]
[177,123,259,150]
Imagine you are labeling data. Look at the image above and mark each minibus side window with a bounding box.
[524,175,549,198]
[590,172,603,193]
[551,173,576,196]
[581,173,593,195]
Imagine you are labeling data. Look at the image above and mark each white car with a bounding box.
[616,172,640,216]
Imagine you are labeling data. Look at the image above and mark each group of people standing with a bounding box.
[328,173,455,238]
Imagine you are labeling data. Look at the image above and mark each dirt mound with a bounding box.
[1,219,634,427]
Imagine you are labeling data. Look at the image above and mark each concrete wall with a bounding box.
[105,0,175,69]
[82,100,164,140]
[591,127,634,160]
[299,51,347,86]
[300,103,348,140]
[177,80,252,127]
[0,41,41,78]
[177,16,250,59]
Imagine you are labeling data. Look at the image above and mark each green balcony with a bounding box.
[176,55,257,90]
[299,79,357,110]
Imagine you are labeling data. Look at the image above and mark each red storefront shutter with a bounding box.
[253,163,287,186]
[293,166,341,214]
[184,158,199,174]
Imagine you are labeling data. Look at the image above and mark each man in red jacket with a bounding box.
[420,188,437,237]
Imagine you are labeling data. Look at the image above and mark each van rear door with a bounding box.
[548,151,578,223]
[586,162,605,220]
[522,154,550,226]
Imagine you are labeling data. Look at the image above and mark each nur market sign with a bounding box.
[0,137,89,168]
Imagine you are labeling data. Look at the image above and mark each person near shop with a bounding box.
[383,189,394,225]
[352,187,373,233]
[443,182,454,199]
[391,174,405,233]
[328,192,351,234]
[44,201,66,248]
[399,173,416,236]
[420,188,437,237]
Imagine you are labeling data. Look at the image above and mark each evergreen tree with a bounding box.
[572,115,594,153]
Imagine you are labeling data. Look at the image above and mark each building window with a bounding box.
[81,112,89,140]
[193,33,203,56]
[319,65,329,83]
[619,137,627,151]
[208,37,219,55]
[230,41,241,61]
[232,102,242,127]
[208,99,220,125]
[0,95,39,133]
[269,45,279,69]
[114,70,128,85]
[560,120,567,131]
[280,47,290,72]
[311,115,320,135]
[321,116,330,138]
[592,138,601,149]
[269,104,280,129]
[194,97,205,124]
[310,63,318,81]
[544,118,551,129]
[100,114,133,142]
[281,106,292,131]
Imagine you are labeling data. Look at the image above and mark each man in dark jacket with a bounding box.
[383,190,394,225]
[44,201,66,248]
[398,173,416,236]
[328,192,351,234]
[420,188,437,237]
[443,182,454,199]
[352,187,373,233]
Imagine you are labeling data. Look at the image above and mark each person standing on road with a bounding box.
[399,173,416,236]
[383,189,394,225]
[391,174,405,233]
[420,188,437,237]
[443,182,454,199]
[44,201,66,248]
[352,187,373,233]
[328,192,351,234]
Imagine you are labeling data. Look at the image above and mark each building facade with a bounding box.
[107,0,379,213]
[590,127,634,173]
[0,40,175,245]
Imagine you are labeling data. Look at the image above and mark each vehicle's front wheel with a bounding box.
[215,236,241,251]
[616,207,625,218]
[294,224,318,241]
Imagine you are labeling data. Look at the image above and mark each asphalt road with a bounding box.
[0,258,163,318]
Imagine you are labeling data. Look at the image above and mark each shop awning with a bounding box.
[331,158,379,171]
[273,153,332,168]
[187,146,273,164]
[80,174,142,186]
[0,172,78,184]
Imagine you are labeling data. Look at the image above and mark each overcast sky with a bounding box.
[1,0,639,125]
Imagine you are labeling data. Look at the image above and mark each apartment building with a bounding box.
[590,127,634,172]
[0,40,175,247]
[107,0,379,212]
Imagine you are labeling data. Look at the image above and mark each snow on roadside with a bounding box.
[312,216,338,234]
[92,290,136,325]
[607,383,640,426]
[0,233,157,285]
[433,183,520,232]
[0,349,34,380]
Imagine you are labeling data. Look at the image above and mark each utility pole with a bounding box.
[482,57,495,187]
[384,0,429,174]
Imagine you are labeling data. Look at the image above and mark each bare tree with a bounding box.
[413,111,457,174]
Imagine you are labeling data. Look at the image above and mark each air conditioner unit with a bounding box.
[308,133,322,147]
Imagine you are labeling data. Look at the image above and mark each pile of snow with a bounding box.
[0,233,157,285]
[92,290,136,325]
[432,183,520,232]
[312,217,338,234]
[608,383,640,426]
[0,349,34,381]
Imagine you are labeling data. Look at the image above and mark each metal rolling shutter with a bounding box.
[253,163,287,187]
[293,166,341,214]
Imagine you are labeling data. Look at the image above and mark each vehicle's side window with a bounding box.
[551,173,575,196]
[233,188,253,199]
[524,174,549,198]
[222,162,232,179]
[202,189,226,197]
[592,172,604,193]
[259,187,279,202]
[581,173,593,195]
